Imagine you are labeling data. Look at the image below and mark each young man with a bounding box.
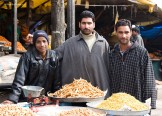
[109,19,156,109]
[3,30,60,104]
[55,10,110,97]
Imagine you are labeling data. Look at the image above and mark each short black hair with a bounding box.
[79,10,95,22]
[132,27,140,34]
[115,19,132,31]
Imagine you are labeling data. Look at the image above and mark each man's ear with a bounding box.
[130,30,132,35]
[93,22,95,28]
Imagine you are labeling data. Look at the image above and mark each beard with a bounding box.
[118,39,130,45]
[81,28,93,35]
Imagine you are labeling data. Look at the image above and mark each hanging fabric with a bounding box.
[85,0,89,9]
[111,10,119,36]
[131,5,133,18]
[134,5,137,17]
[76,0,82,5]
[115,7,119,24]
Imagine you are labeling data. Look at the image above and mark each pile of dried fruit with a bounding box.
[0,36,26,52]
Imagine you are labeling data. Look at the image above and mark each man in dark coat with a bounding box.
[3,30,60,103]
[55,10,110,97]
[109,19,156,109]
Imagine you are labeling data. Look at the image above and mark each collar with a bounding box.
[114,41,139,53]
[77,31,103,42]
[32,47,51,60]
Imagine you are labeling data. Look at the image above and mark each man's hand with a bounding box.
[24,34,33,44]
[2,100,14,104]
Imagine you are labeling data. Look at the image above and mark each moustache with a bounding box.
[83,28,90,31]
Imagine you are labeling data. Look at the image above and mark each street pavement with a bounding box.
[151,85,162,116]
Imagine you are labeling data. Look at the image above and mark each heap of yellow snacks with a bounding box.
[97,92,149,111]
[49,78,104,98]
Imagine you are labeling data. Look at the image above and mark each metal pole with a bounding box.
[12,0,17,54]
[67,0,75,38]
[27,0,31,26]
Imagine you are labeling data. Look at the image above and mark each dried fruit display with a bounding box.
[0,36,26,52]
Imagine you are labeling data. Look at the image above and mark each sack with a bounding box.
[0,54,20,71]
[0,69,16,83]
[0,54,20,84]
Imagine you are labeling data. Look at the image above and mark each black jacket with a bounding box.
[8,48,60,103]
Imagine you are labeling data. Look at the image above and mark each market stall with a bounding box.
[141,23,162,81]
[151,59,162,81]
[0,79,151,116]
[0,35,26,54]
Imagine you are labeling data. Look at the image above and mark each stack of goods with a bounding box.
[48,78,104,98]
[0,35,26,52]
[0,104,36,116]
[0,35,8,43]
[17,42,27,52]
[148,52,162,60]
[97,92,149,111]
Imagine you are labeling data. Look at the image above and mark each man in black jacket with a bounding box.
[3,30,60,104]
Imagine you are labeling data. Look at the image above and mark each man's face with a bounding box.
[79,18,95,35]
[116,26,132,45]
[132,31,138,37]
[35,37,48,54]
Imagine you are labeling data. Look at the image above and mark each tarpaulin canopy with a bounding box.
[0,0,51,9]
[0,0,159,11]
[128,0,156,12]
[140,22,162,39]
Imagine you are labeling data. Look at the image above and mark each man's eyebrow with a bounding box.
[118,31,130,33]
